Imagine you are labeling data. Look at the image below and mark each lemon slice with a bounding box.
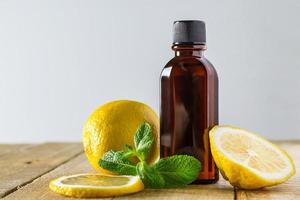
[209,125,295,189]
[49,173,144,198]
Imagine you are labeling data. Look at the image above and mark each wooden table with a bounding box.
[0,141,299,200]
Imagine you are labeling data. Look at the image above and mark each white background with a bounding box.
[0,0,300,143]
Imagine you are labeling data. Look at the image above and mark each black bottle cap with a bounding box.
[173,20,206,45]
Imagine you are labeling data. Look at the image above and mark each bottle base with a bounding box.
[192,178,219,184]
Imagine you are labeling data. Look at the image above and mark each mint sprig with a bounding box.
[99,122,201,188]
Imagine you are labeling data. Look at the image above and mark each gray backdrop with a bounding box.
[1,0,300,142]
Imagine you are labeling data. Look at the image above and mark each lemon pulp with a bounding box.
[209,125,295,189]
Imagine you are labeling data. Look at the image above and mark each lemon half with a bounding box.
[209,125,295,189]
[49,173,144,198]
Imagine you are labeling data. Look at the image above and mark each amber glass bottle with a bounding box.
[160,20,219,183]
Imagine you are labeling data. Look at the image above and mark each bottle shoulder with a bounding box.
[163,56,213,68]
[161,56,218,78]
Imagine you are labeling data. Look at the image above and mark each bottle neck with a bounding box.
[172,44,206,57]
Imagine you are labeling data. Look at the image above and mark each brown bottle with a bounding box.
[160,20,219,184]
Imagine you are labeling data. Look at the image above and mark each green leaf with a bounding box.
[134,122,153,161]
[99,150,137,176]
[153,155,201,188]
[136,162,165,189]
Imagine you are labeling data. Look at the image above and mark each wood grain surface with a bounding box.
[0,143,83,198]
[0,141,298,200]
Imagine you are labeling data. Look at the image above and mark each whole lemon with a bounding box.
[83,100,160,173]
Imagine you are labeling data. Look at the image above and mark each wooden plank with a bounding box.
[3,153,234,200]
[0,144,36,197]
[2,153,111,200]
[115,177,233,200]
[237,141,300,200]
[0,143,83,198]
[0,144,30,157]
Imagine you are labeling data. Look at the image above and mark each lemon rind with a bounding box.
[209,125,296,189]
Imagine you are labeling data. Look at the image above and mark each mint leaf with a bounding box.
[136,162,165,189]
[134,122,153,161]
[99,150,137,176]
[153,155,201,188]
